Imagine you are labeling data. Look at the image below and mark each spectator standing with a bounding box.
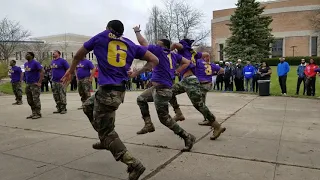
[234,62,244,91]
[243,61,255,92]
[277,57,290,95]
[70,74,77,91]
[224,62,233,91]
[216,61,224,91]
[41,66,50,92]
[304,59,318,96]
[296,59,306,95]
[258,61,272,80]
[252,63,260,93]
[94,65,98,90]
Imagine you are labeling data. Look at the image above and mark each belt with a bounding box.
[184,75,197,79]
[100,82,126,92]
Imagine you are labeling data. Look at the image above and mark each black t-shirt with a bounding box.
[259,67,271,79]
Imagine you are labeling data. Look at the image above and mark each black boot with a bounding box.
[178,131,196,152]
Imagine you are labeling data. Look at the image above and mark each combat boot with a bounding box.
[172,108,185,122]
[198,120,211,126]
[121,152,146,180]
[32,114,42,119]
[179,131,196,152]
[210,121,226,140]
[136,117,155,135]
[92,142,105,150]
[17,101,23,105]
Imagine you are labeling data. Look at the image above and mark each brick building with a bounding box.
[211,0,320,61]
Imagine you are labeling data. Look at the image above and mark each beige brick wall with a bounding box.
[211,0,320,58]
[285,36,310,57]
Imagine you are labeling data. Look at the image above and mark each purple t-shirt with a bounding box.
[177,40,202,77]
[51,58,69,82]
[195,59,220,82]
[24,60,43,84]
[76,59,94,80]
[148,45,182,87]
[83,30,147,85]
[9,66,22,83]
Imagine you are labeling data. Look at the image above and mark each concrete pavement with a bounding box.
[0,92,320,180]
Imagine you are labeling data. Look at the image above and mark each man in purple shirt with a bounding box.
[61,20,159,180]
[76,59,96,109]
[24,52,44,119]
[51,50,70,114]
[9,60,23,105]
[133,25,196,152]
[169,39,226,140]
[195,53,224,126]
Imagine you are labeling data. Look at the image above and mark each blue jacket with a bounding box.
[277,62,290,76]
[296,64,306,78]
[243,65,255,79]
[315,68,320,73]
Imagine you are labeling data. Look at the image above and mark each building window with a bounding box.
[311,36,318,57]
[219,44,224,61]
[272,39,283,57]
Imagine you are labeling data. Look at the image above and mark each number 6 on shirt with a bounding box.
[107,41,128,67]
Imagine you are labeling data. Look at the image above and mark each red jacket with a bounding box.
[304,64,319,77]
[94,67,98,78]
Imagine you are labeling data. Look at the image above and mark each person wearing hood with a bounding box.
[296,59,306,95]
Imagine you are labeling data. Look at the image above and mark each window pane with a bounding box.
[272,39,283,58]
[311,37,318,57]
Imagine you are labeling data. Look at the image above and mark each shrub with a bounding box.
[0,62,9,80]
[263,56,320,66]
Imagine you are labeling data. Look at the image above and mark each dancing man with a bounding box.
[76,58,96,109]
[9,60,23,105]
[194,53,224,126]
[24,52,44,119]
[51,50,69,114]
[133,25,196,152]
[169,39,226,140]
[61,20,159,180]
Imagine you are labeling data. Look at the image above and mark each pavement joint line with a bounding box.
[60,166,125,180]
[141,96,258,180]
[273,98,288,180]
[190,150,320,171]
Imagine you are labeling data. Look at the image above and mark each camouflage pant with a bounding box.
[25,84,41,115]
[200,82,213,120]
[52,82,67,110]
[12,82,22,102]
[137,86,184,134]
[78,77,92,104]
[169,76,216,122]
[200,82,213,105]
[83,87,128,161]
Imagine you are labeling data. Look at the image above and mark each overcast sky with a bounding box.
[1,0,270,44]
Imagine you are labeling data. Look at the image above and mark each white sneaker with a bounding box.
[283,93,287,96]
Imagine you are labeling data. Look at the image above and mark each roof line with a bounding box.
[33,33,91,39]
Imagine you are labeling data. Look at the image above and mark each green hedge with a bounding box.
[263,56,320,66]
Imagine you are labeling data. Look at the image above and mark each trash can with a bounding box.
[258,80,270,96]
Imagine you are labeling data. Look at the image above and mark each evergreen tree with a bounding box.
[224,0,274,62]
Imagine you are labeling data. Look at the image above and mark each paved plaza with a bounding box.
[0,92,320,180]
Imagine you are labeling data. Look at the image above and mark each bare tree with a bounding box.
[144,0,210,45]
[27,42,52,63]
[195,42,214,61]
[0,18,31,62]
[59,33,69,60]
